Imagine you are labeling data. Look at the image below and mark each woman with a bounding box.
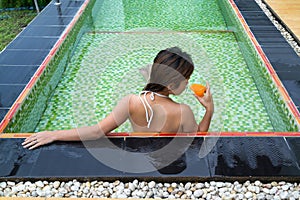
[23,47,214,150]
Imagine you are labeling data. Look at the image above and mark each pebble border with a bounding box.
[1,1,300,200]
[255,0,300,56]
[1,179,300,199]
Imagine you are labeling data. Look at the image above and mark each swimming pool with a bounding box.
[4,0,299,133]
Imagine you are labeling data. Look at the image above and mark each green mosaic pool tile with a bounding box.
[93,0,227,32]
[34,31,279,132]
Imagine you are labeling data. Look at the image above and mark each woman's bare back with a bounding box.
[128,94,197,133]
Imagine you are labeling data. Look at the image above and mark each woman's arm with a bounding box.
[182,82,214,132]
[195,82,214,132]
[22,95,132,149]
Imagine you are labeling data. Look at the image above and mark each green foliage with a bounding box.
[0,0,52,9]
[0,10,37,51]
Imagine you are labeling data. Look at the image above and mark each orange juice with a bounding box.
[190,84,206,97]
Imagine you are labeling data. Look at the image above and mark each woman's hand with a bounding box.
[22,131,56,150]
[194,82,214,132]
[194,81,214,113]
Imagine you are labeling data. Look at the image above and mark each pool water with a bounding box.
[92,0,226,31]
[35,0,279,132]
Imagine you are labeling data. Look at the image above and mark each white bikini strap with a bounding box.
[139,91,169,128]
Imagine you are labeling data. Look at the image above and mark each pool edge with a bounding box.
[0,0,299,135]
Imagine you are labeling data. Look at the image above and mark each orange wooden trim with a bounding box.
[0,120,9,133]
[288,102,300,118]
[278,86,291,101]
[106,132,130,136]
[7,103,20,120]
[40,55,52,69]
[219,132,246,136]
[50,43,60,56]
[2,132,300,138]
[274,132,300,136]
[26,76,37,89]
[0,133,32,138]
[17,88,30,104]
[35,64,47,77]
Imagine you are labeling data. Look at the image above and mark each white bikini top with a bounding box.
[139,91,169,128]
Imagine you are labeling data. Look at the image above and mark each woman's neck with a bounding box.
[154,90,170,97]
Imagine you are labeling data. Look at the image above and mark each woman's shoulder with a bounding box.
[123,94,140,108]
[179,103,193,112]
[119,94,138,101]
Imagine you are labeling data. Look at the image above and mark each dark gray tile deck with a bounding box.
[1,137,300,179]
[0,50,49,66]
[30,16,73,26]
[207,137,300,177]
[0,85,26,108]
[6,37,58,50]
[0,109,9,120]
[0,0,85,121]
[0,66,39,84]
[19,26,66,37]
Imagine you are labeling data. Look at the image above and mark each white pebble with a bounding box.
[292,191,299,198]
[0,182,7,189]
[35,181,44,188]
[236,193,244,199]
[171,183,177,188]
[218,187,227,193]
[262,188,270,194]
[282,185,289,191]
[274,195,281,200]
[133,179,139,187]
[148,181,156,189]
[123,188,131,196]
[280,191,289,199]
[117,193,127,198]
[70,185,79,191]
[90,181,97,186]
[28,184,36,192]
[194,189,203,198]
[195,183,204,189]
[254,180,261,186]
[269,187,278,194]
[53,181,60,189]
[185,182,191,190]
[7,181,15,186]
[128,182,135,191]
[186,190,192,197]
[210,181,216,186]
[216,182,224,188]
[31,191,37,197]
[257,193,265,200]
[16,184,25,192]
[248,185,256,193]
[58,187,67,194]
[245,191,253,198]
[162,191,169,198]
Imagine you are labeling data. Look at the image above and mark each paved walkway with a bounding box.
[264,0,300,41]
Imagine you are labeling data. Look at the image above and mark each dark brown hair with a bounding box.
[143,47,194,92]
